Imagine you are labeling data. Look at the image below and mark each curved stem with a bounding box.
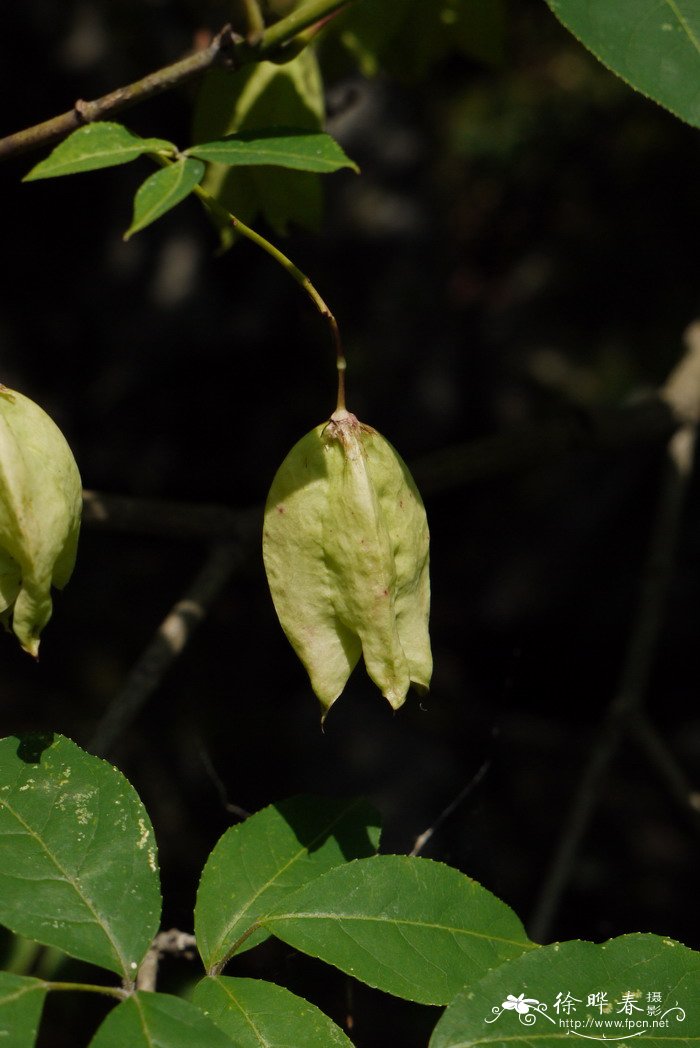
[191,179,347,412]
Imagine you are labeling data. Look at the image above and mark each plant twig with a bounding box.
[410,758,491,856]
[0,27,239,162]
[528,323,700,943]
[189,176,347,412]
[241,0,266,43]
[631,713,700,826]
[82,489,258,541]
[197,740,251,818]
[88,542,244,757]
[78,399,681,542]
[410,396,677,495]
[0,0,356,163]
[258,0,356,55]
[224,209,347,412]
[136,929,197,992]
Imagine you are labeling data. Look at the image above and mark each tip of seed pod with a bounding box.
[329,408,355,423]
[22,638,40,660]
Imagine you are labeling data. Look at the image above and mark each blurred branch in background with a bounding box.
[81,330,699,789]
[81,395,680,543]
[88,541,246,757]
[528,321,700,943]
[631,714,700,830]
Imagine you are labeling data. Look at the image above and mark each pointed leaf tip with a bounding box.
[187,128,358,174]
[124,157,205,239]
[23,121,176,180]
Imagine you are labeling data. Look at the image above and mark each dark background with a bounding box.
[1,2,700,1045]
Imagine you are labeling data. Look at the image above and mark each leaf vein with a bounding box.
[0,795,127,976]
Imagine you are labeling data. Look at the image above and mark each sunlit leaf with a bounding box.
[187,129,357,173]
[0,734,161,978]
[125,157,205,238]
[193,976,354,1048]
[192,49,325,244]
[24,122,176,180]
[187,129,356,173]
[262,855,535,1005]
[195,795,380,971]
[430,933,700,1047]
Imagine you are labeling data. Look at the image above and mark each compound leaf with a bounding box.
[0,734,161,979]
[261,855,535,1005]
[195,795,380,972]
[193,976,353,1048]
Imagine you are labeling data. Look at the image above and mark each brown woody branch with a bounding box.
[0,0,356,163]
[0,26,239,162]
[82,489,259,542]
[137,929,198,992]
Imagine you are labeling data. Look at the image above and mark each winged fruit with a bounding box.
[0,386,82,655]
[263,409,431,719]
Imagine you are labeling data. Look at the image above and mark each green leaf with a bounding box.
[24,122,176,180]
[193,976,354,1048]
[262,855,535,1006]
[187,129,357,174]
[192,49,325,245]
[0,734,161,979]
[195,795,380,972]
[429,933,700,1047]
[0,972,47,1048]
[88,992,236,1048]
[331,0,505,79]
[124,157,205,239]
[545,0,700,128]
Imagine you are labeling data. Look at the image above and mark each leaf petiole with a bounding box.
[44,980,128,1000]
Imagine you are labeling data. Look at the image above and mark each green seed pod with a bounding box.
[263,409,431,719]
[0,386,82,656]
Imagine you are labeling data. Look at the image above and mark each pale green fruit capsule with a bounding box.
[263,409,431,719]
[0,386,82,656]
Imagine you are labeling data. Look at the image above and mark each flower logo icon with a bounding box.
[502,993,540,1015]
